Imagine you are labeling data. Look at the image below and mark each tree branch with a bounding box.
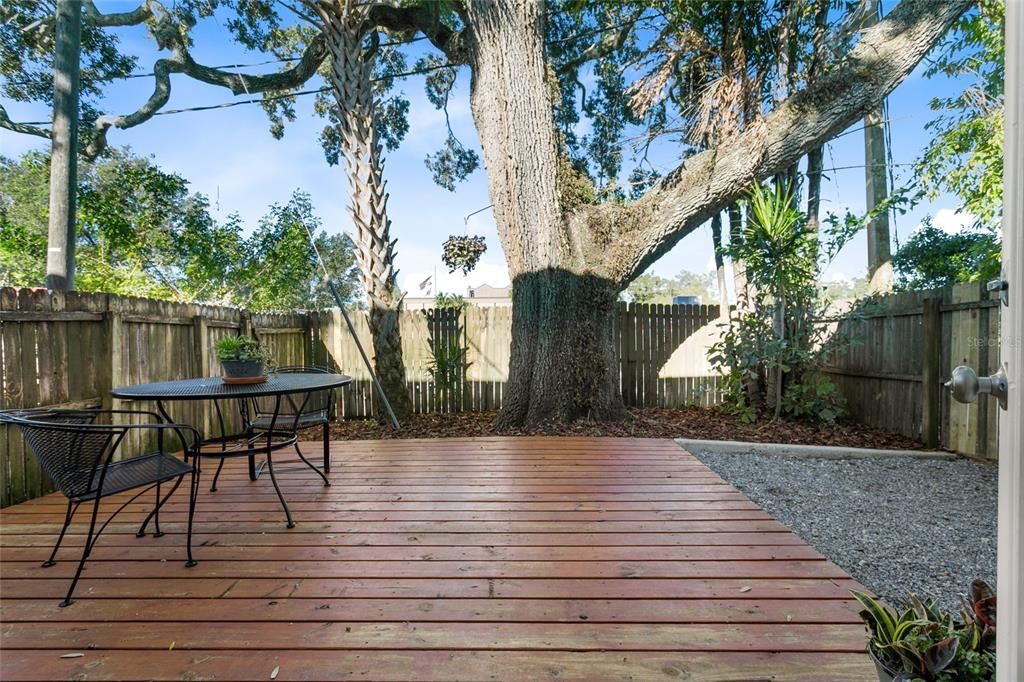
[367,3,470,64]
[0,103,52,139]
[81,0,153,27]
[82,20,328,159]
[608,0,972,285]
[556,9,644,75]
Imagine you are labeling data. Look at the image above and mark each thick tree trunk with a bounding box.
[465,0,625,427]
[322,7,412,424]
[499,270,625,428]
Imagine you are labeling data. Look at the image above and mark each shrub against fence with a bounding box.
[0,289,723,506]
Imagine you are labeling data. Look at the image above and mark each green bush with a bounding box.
[708,183,860,423]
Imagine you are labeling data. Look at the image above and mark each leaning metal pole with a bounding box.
[301,220,400,431]
[325,278,400,431]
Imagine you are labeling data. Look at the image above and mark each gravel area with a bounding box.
[692,451,998,612]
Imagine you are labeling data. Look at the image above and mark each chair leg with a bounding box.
[137,476,184,538]
[43,498,78,568]
[60,494,103,607]
[323,422,330,473]
[210,457,226,492]
[185,462,200,568]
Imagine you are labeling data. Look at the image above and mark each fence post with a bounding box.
[922,297,942,449]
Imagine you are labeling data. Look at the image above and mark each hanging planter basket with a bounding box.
[441,235,487,274]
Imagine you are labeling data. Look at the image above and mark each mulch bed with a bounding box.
[324,407,925,450]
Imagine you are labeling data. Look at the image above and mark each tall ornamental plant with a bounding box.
[709,183,861,423]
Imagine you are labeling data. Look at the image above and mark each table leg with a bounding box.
[263,395,294,528]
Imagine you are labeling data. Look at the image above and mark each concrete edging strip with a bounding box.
[674,438,956,460]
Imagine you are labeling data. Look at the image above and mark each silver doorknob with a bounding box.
[945,365,1009,410]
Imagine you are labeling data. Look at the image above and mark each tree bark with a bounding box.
[46,0,81,292]
[322,6,412,424]
[465,0,625,427]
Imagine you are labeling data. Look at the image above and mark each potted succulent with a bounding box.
[213,336,272,382]
[852,581,996,682]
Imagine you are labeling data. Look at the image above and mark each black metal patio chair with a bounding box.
[0,409,200,607]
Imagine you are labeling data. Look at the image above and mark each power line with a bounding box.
[9,15,656,128]
[14,59,459,126]
[2,35,429,87]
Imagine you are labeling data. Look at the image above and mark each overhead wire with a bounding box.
[9,12,659,128]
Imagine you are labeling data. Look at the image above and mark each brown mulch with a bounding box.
[323,407,925,451]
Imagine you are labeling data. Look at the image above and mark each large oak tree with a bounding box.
[1,0,971,427]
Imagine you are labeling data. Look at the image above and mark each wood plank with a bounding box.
[2,621,868,652]
[0,650,875,682]
[0,596,858,623]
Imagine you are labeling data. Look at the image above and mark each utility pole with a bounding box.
[45,0,82,292]
[862,0,893,293]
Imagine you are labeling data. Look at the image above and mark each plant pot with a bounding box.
[868,646,901,682]
[221,360,265,378]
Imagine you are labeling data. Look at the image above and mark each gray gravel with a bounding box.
[693,451,998,612]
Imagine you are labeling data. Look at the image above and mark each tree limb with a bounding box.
[608,0,972,285]
[81,0,153,27]
[83,21,328,159]
[0,103,52,139]
[556,8,645,75]
[367,3,470,64]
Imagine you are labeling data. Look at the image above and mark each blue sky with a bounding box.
[0,2,974,299]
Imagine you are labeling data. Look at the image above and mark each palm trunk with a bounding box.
[710,212,729,311]
[322,7,412,424]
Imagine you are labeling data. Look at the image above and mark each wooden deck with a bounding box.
[0,437,873,680]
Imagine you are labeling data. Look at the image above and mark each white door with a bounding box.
[998,1,1022,677]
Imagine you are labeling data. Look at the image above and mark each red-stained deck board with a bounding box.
[0,436,872,681]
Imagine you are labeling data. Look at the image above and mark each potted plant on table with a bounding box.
[852,580,996,682]
[213,336,272,383]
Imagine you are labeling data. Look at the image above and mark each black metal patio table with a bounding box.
[111,373,351,528]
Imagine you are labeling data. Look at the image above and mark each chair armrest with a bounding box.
[122,421,203,454]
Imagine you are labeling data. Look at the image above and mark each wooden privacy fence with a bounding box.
[0,289,315,507]
[1,290,724,506]
[318,302,724,416]
[822,282,1002,460]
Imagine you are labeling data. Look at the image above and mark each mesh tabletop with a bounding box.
[111,373,351,401]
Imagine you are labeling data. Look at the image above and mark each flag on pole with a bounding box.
[419,275,432,292]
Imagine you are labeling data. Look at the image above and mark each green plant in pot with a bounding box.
[852,580,996,682]
[213,336,272,379]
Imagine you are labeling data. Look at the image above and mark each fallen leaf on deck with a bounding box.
[270,665,280,679]
[60,653,84,659]
[739,586,752,593]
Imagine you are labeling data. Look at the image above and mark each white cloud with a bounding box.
[924,208,977,235]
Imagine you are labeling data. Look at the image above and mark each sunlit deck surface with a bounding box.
[0,437,873,681]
